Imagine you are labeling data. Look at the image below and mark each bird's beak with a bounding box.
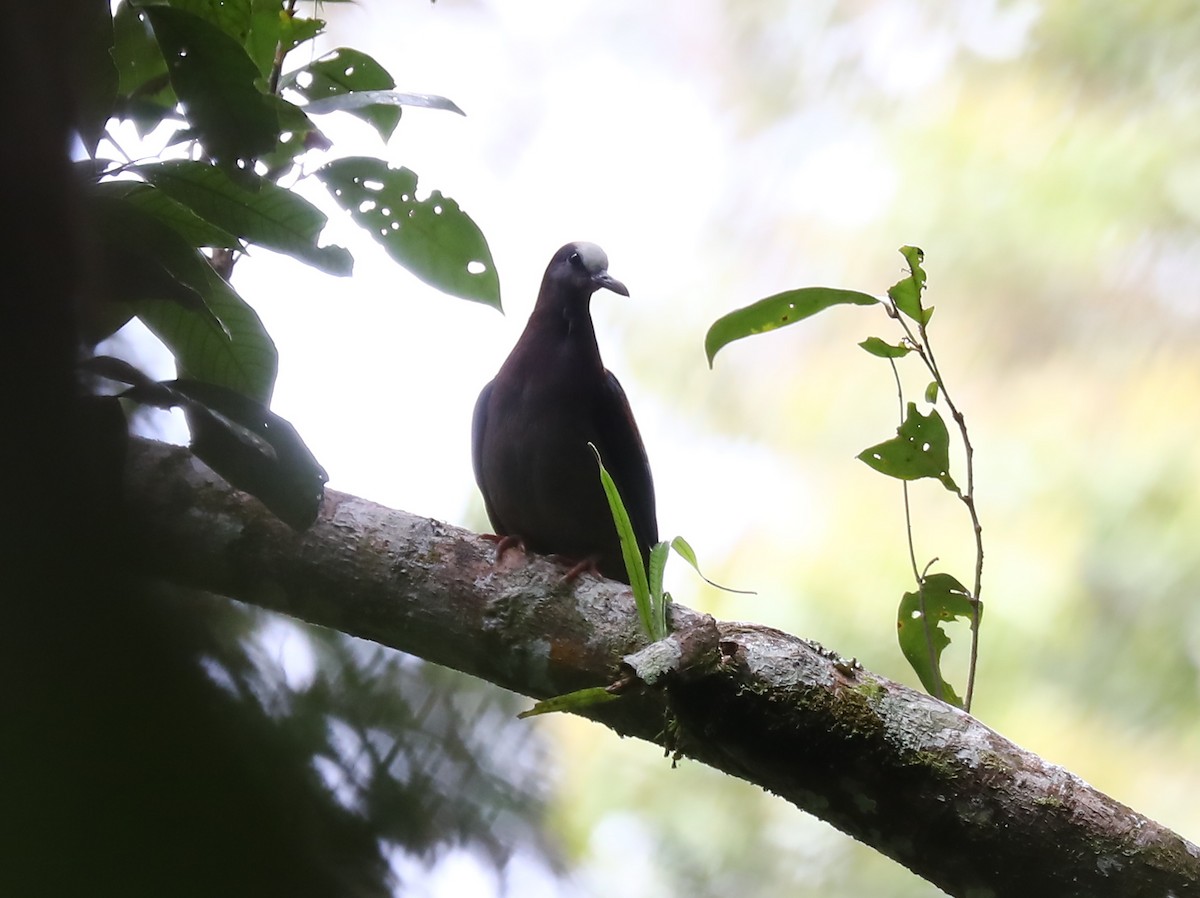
[592,270,629,297]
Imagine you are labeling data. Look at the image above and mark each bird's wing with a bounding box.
[471,380,506,533]
[595,370,659,556]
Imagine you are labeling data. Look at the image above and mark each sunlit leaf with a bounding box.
[858,402,959,493]
[859,336,912,359]
[589,443,660,639]
[648,541,669,610]
[705,287,878,367]
[887,245,932,326]
[669,536,755,594]
[316,157,500,308]
[897,573,978,707]
[134,160,352,275]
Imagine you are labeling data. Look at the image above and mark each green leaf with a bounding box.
[93,181,241,249]
[303,89,465,118]
[589,443,661,640]
[282,48,402,141]
[924,380,940,404]
[897,573,978,707]
[86,193,278,401]
[316,158,500,309]
[258,96,330,178]
[648,541,669,612]
[112,1,177,134]
[859,336,911,359]
[517,687,619,719]
[669,536,755,594]
[705,287,878,367]
[167,0,254,45]
[134,284,278,405]
[144,6,280,162]
[887,245,932,326]
[87,192,227,333]
[133,160,352,275]
[857,402,959,493]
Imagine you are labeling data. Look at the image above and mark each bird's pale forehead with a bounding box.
[572,242,609,273]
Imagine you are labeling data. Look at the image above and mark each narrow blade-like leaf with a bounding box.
[706,287,877,367]
[589,443,658,639]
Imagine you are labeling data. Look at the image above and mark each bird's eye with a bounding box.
[568,251,582,267]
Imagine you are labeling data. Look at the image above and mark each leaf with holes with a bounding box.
[134,160,352,275]
[858,402,959,493]
[316,157,500,309]
[705,287,878,367]
[282,47,402,141]
[897,573,977,707]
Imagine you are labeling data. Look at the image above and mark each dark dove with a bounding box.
[472,242,658,584]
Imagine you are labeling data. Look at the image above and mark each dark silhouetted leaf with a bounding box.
[858,402,959,493]
[144,6,279,162]
[897,573,978,707]
[316,158,500,309]
[92,180,241,249]
[111,1,177,135]
[705,287,878,366]
[113,374,327,530]
[134,160,352,275]
[87,193,227,335]
[77,0,119,155]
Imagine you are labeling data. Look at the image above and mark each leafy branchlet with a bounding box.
[706,247,985,711]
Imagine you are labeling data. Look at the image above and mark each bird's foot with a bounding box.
[482,533,527,563]
[555,554,603,583]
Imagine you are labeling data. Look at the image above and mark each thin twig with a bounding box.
[916,323,984,711]
[887,356,943,702]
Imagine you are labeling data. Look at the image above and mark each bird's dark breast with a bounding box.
[480,374,624,571]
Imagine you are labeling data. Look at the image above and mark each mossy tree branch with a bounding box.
[123,437,1199,898]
